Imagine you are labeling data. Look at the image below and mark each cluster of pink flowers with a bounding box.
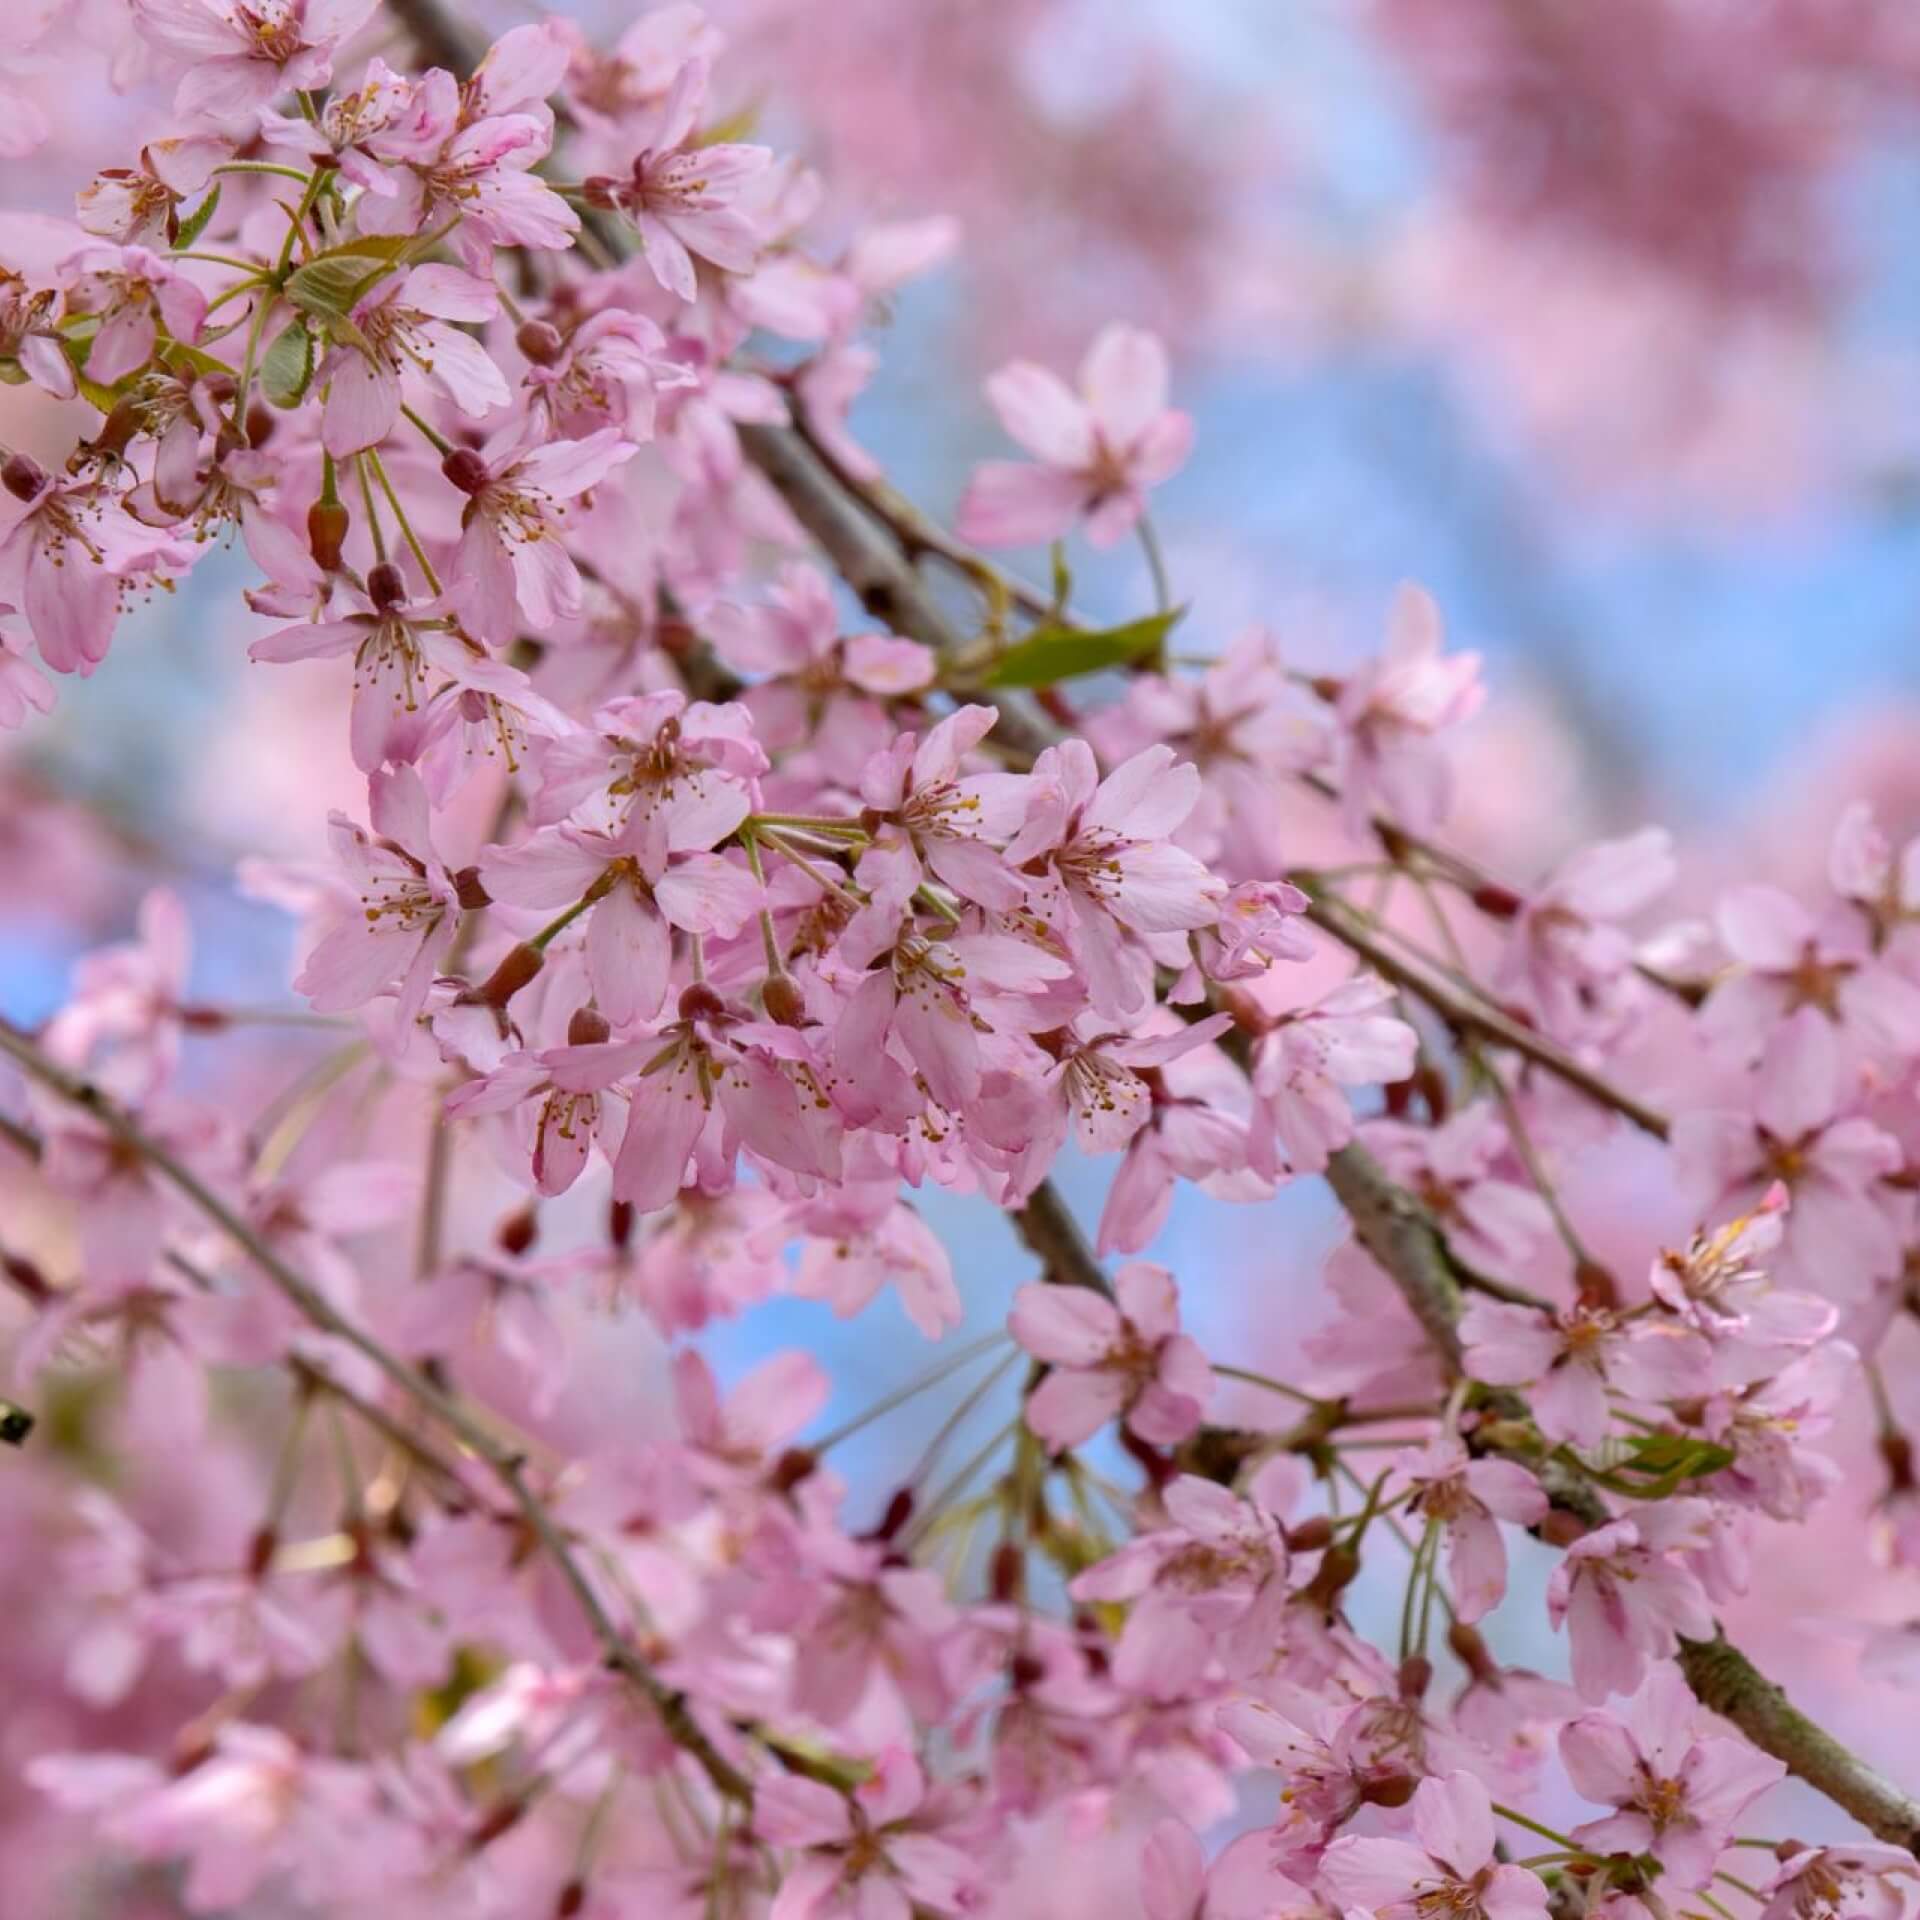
[0,3,1918,1917]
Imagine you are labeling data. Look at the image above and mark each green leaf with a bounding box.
[171,183,222,252]
[1594,1430,1736,1500]
[284,248,396,321]
[983,608,1182,688]
[260,317,315,408]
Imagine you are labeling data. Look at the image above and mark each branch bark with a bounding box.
[1305,893,1671,1141]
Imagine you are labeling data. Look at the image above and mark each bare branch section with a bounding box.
[1304,893,1672,1141]
[0,1019,752,1806]
[1011,1181,1114,1299]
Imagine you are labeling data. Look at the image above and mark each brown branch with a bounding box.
[0,1018,752,1806]
[1011,1181,1113,1299]
[1304,892,1672,1141]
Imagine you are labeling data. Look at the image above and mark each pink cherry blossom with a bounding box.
[1010,1262,1214,1450]
[318,265,509,457]
[1546,1507,1718,1702]
[588,61,772,300]
[131,0,379,121]
[1330,584,1484,833]
[294,766,460,1028]
[1397,1433,1548,1622]
[1320,1769,1550,1920]
[1562,1664,1784,1887]
[958,322,1194,548]
[445,422,637,643]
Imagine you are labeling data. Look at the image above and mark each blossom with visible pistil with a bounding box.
[1010,1260,1213,1450]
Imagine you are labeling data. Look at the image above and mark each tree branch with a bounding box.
[1305,893,1671,1141]
[1012,1181,1113,1299]
[0,1018,752,1806]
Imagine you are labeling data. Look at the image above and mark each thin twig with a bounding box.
[0,1017,752,1806]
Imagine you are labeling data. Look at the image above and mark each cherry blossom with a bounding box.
[958,322,1194,548]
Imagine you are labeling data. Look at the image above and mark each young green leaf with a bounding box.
[982,608,1181,688]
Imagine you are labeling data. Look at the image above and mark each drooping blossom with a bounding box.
[1320,1769,1550,1920]
[958,322,1193,548]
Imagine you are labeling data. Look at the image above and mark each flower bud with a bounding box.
[761,972,807,1027]
[497,1204,538,1256]
[1285,1514,1335,1552]
[1397,1653,1432,1700]
[246,402,273,449]
[2,452,46,502]
[1359,1767,1417,1809]
[1303,1543,1360,1609]
[1471,882,1525,919]
[516,318,564,365]
[471,942,544,1009]
[678,981,727,1023]
[769,1447,817,1493]
[555,1882,586,1920]
[568,1005,612,1047]
[441,447,491,495]
[1447,1619,1498,1680]
[307,497,350,573]
[1539,1507,1591,1548]
[870,1487,914,1542]
[991,1541,1026,1604]
[368,560,410,613]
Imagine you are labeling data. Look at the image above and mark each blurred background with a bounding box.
[5,0,1920,1905]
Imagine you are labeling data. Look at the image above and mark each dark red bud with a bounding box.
[1471,882,1525,919]
[247,1526,277,1579]
[1447,1620,1498,1680]
[769,1447,817,1493]
[555,1881,586,1920]
[497,1204,538,1257]
[1286,1514,1335,1553]
[990,1540,1025,1604]
[1398,1654,1433,1700]
[568,1005,612,1048]
[761,972,806,1027]
[368,559,409,612]
[246,403,274,449]
[516,318,564,366]
[453,865,491,911]
[608,1198,634,1250]
[468,1800,524,1850]
[1540,1507,1591,1548]
[870,1487,914,1542]
[472,942,544,1009]
[1359,1769,1417,1809]
[1008,1650,1045,1690]
[441,447,490,495]
[307,498,350,572]
[677,981,726,1023]
[1303,1544,1360,1609]
[1881,1428,1915,1489]
[2,452,46,502]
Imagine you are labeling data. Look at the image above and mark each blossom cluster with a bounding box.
[0,3,1917,1918]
